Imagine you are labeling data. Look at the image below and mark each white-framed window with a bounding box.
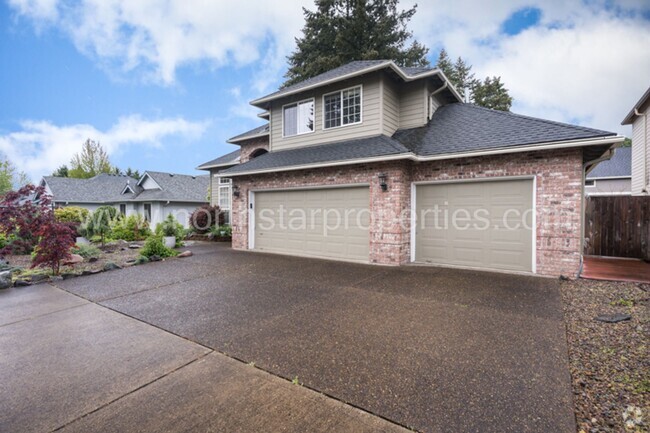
[323,85,362,129]
[143,203,152,222]
[585,180,595,186]
[119,203,126,216]
[282,98,314,137]
[219,177,232,184]
[218,185,231,224]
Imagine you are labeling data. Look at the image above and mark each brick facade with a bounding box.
[231,148,584,277]
[239,137,269,164]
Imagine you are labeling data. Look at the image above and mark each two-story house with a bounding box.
[199,60,623,277]
[621,86,650,195]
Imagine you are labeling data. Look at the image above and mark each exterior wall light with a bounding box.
[378,173,388,192]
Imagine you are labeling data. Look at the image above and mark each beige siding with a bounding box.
[631,113,647,194]
[382,75,400,135]
[270,73,382,151]
[209,169,219,206]
[399,81,428,129]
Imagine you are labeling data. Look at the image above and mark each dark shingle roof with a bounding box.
[197,149,241,170]
[135,172,209,202]
[252,60,437,106]
[587,147,632,179]
[43,174,139,203]
[394,103,616,156]
[227,124,269,143]
[221,135,410,175]
[622,85,650,125]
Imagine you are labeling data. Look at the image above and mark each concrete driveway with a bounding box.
[1,243,575,432]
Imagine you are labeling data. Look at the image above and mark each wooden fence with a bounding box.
[584,196,650,260]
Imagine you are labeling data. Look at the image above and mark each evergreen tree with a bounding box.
[472,76,513,111]
[52,165,69,177]
[125,167,141,179]
[284,0,429,87]
[68,139,114,179]
[435,49,455,86]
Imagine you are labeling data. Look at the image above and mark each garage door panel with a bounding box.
[415,179,533,272]
[254,187,370,262]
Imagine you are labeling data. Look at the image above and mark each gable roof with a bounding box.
[622,85,650,125]
[42,174,139,203]
[220,103,621,177]
[250,60,461,108]
[587,146,632,179]
[42,172,209,204]
[197,149,241,170]
[394,103,616,156]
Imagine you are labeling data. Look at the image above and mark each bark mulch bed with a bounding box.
[562,278,649,432]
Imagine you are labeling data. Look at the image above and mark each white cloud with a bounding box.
[0,115,209,180]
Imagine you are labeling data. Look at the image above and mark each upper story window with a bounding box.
[219,177,232,184]
[283,99,314,137]
[323,86,362,129]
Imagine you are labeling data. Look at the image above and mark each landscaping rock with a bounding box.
[49,275,63,282]
[63,254,84,266]
[14,279,31,287]
[128,244,141,249]
[594,313,632,323]
[125,259,136,264]
[30,274,48,283]
[0,271,12,289]
[148,255,162,262]
[88,257,98,263]
[103,262,122,271]
[178,251,193,258]
[61,273,77,280]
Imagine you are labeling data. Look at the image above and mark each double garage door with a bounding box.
[252,179,534,272]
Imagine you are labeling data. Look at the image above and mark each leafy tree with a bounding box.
[0,154,30,195]
[31,222,75,275]
[621,137,631,147]
[435,50,513,111]
[68,139,113,179]
[0,185,53,254]
[81,206,115,246]
[284,0,429,87]
[471,76,513,111]
[52,165,69,177]
[189,204,225,234]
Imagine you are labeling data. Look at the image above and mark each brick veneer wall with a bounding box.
[230,148,584,277]
[239,137,269,164]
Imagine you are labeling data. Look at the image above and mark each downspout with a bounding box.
[428,82,448,119]
[634,108,649,193]
[580,147,617,275]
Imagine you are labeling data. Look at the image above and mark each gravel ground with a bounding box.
[561,279,649,432]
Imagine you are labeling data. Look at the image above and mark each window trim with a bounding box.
[322,85,363,131]
[119,203,127,216]
[218,177,232,184]
[281,97,316,138]
[143,203,152,222]
[218,185,231,210]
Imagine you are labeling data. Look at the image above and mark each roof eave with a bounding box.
[621,86,650,125]
[249,61,462,108]
[226,132,270,144]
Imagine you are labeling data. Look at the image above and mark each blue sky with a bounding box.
[1,0,649,182]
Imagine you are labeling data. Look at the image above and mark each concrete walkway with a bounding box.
[0,283,407,433]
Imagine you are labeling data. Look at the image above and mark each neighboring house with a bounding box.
[585,147,632,195]
[202,60,623,277]
[40,171,209,228]
[621,86,650,195]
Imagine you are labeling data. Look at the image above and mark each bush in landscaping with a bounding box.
[110,214,151,241]
[54,206,89,224]
[72,243,101,259]
[135,255,149,265]
[189,204,224,234]
[140,235,177,259]
[0,233,6,249]
[209,224,232,238]
[82,208,113,246]
[0,184,54,255]
[96,205,117,220]
[155,214,185,247]
[31,222,76,275]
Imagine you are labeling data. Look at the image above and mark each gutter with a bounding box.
[634,108,649,193]
[223,135,626,177]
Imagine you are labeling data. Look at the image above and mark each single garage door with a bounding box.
[414,179,534,272]
[253,187,370,262]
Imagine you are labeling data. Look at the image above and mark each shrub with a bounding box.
[141,235,177,259]
[54,206,89,224]
[189,204,224,234]
[155,214,184,246]
[0,233,6,249]
[0,184,54,255]
[31,222,76,275]
[72,243,101,259]
[209,224,232,237]
[96,205,117,220]
[135,255,149,265]
[110,214,151,241]
[82,209,113,246]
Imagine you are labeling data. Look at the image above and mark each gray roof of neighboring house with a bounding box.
[587,146,632,179]
[622,85,650,125]
[251,60,454,107]
[221,135,410,175]
[197,149,241,170]
[227,124,270,143]
[43,171,209,204]
[394,103,615,156]
[42,174,140,203]
[218,103,618,176]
